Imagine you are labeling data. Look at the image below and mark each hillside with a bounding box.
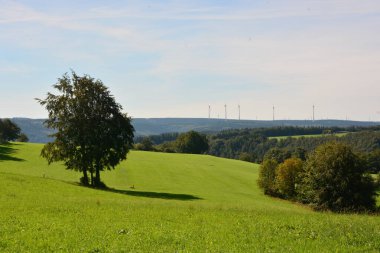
[11,117,380,143]
[0,142,379,252]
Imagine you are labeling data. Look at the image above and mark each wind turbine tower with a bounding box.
[224,104,227,120]
[238,104,241,120]
[313,105,315,122]
[208,105,211,119]
[272,106,275,121]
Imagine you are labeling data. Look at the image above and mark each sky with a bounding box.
[1,0,380,121]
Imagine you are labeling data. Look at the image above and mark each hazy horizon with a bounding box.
[6,116,380,123]
[1,1,380,121]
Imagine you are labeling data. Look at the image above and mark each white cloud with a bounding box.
[1,0,380,120]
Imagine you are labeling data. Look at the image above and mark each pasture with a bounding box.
[0,142,379,252]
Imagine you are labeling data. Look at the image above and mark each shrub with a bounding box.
[275,158,303,199]
[300,141,377,212]
[258,158,278,196]
[157,141,176,153]
[135,137,155,151]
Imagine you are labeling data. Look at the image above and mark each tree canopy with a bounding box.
[37,71,134,187]
[258,141,377,212]
[0,119,22,143]
[300,141,376,212]
[175,131,209,154]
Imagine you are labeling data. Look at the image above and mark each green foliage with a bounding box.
[16,133,29,142]
[239,152,255,162]
[0,142,380,252]
[264,147,292,163]
[37,71,134,187]
[134,132,179,145]
[300,141,377,212]
[363,149,380,174]
[156,141,176,153]
[207,127,380,163]
[258,158,278,195]
[0,119,22,143]
[275,158,303,198]
[175,131,209,154]
[135,137,154,151]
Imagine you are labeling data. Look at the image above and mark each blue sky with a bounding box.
[1,0,380,120]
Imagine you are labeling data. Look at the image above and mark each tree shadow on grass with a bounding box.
[0,143,25,162]
[72,182,202,201]
[104,187,203,201]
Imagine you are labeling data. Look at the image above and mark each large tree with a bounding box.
[175,131,209,154]
[37,71,134,187]
[0,119,21,143]
[300,141,376,212]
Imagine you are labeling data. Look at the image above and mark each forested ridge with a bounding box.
[137,126,380,173]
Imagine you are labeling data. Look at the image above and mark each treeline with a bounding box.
[135,132,179,145]
[135,126,380,174]
[135,131,208,154]
[208,129,380,161]
[258,141,379,212]
[0,119,28,144]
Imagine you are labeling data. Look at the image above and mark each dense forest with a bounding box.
[207,128,380,162]
[136,126,380,173]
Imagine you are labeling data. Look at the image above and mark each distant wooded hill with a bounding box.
[10,117,380,143]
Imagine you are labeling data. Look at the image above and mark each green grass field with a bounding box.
[0,142,379,252]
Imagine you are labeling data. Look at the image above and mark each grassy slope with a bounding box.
[0,143,379,252]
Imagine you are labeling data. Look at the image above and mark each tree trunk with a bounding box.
[95,163,101,187]
[82,168,89,185]
[90,171,94,186]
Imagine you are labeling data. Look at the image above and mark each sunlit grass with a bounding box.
[0,142,379,252]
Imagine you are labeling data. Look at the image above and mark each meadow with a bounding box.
[0,142,379,252]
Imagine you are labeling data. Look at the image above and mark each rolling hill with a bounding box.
[0,142,379,252]
[11,117,380,143]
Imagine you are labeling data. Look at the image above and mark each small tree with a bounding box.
[275,158,303,199]
[37,71,134,187]
[300,141,376,212]
[258,158,278,196]
[175,131,209,154]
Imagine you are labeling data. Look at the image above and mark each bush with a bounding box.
[156,141,176,153]
[135,137,155,151]
[300,141,377,212]
[258,158,278,196]
[275,158,303,199]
